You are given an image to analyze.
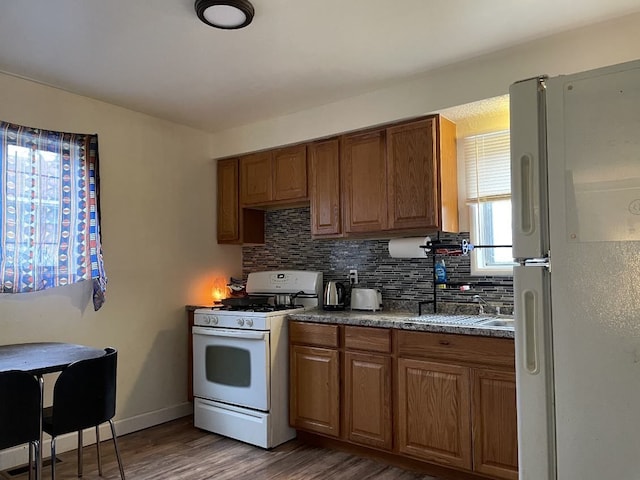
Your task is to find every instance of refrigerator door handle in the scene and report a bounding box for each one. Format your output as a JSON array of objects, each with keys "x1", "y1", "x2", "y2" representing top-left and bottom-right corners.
[
  {"x1": 517, "y1": 153, "x2": 535, "y2": 235},
  {"x1": 522, "y1": 288, "x2": 539, "y2": 374}
]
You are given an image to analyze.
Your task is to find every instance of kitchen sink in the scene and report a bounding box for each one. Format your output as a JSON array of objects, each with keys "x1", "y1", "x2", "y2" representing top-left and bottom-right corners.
[
  {"x1": 413, "y1": 314, "x2": 487, "y2": 326},
  {"x1": 408, "y1": 313, "x2": 515, "y2": 330},
  {"x1": 479, "y1": 318, "x2": 515, "y2": 328}
]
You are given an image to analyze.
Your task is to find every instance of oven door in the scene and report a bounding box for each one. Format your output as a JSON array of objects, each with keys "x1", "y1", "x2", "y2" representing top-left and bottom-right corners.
[{"x1": 192, "y1": 326, "x2": 270, "y2": 411}]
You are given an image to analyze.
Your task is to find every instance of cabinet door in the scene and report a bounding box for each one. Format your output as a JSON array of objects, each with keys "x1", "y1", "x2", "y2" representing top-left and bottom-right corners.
[
  {"x1": 397, "y1": 358, "x2": 472, "y2": 469},
  {"x1": 386, "y1": 118, "x2": 439, "y2": 230},
  {"x1": 471, "y1": 369, "x2": 519, "y2": 480},
  {"x1": 290, "y1": 345, "x2": 340, "y2": 437},
  {"x1": 217, "y1": 158, "x2": 240, "y2": 243},
  {"x1": 240, "y1": 151, "x2": 272, "y2": 205},
  {"x1": 344, "y1": 352, "x2": 392, "y2": 450},
  {"x1": 309, "y1": 138, "x2": 341, "y2": 236},
  {"x1": 273, "y1": 145, "x2": 308, "y2": 202},
  {"x1": 341, "y1": 130, "x2": 387, "y2": 233}
]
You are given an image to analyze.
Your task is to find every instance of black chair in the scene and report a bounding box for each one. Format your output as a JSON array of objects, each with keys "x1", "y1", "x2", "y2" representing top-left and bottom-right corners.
[
  {"x1": 43, "y1": 347, "x2": 125, "y2": 480},
  {"x1": 0, "y1": 370, "x2": 41, "y2": 480}
]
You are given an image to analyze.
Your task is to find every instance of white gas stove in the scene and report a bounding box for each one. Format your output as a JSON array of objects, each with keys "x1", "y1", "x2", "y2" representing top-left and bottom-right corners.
[{"x1": 192, "y1": 270, "x2": 322, "y2": 448}]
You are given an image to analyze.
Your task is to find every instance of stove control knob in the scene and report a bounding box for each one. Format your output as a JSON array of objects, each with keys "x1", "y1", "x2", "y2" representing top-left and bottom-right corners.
[
  {"x1": 237, "y1": 318, "x2": 245, "y2": 327},
  {"x1": 203, "y1": 315, "x2": 218, "y2": 325},
  {"x1": 245, "y1": 319, "x2": 254, "y2": 327}
]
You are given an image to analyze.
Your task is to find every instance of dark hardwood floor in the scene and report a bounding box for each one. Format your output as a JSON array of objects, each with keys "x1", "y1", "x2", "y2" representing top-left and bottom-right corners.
[{"x1": 2, "y1": 416, "x2": 441, "y2": 480}]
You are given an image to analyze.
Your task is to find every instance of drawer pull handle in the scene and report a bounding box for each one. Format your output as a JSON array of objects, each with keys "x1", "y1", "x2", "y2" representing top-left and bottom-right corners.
[{"x1": 439, "y1": 340, "x2": 450, "y2": 346}]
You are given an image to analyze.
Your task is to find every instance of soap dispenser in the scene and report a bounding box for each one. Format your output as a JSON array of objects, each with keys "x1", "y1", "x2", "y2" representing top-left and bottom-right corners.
[{"x1": 435, "y1": 259, "x2": 447, "y2": 285}]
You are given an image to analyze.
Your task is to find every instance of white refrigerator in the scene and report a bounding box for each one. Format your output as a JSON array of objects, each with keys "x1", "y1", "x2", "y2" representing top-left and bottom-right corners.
[{"x1": 510, "y1": 59, "x2": 640, "y2": 480}]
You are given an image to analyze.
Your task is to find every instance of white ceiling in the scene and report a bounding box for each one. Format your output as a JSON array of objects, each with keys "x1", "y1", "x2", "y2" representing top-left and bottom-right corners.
[{"x1": 0, "y1": 0, "x2": 639, "y2": 133}]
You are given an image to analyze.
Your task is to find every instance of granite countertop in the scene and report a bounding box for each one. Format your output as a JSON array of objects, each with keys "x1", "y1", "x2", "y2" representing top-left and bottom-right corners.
[{"x1": 287, "y1": 309, "x2": 515, "y2": 339}]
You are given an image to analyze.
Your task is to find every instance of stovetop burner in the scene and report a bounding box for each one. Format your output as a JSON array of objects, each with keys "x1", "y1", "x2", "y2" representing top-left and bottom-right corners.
[{"x1": 218, "y1": 304, "x2": 304, "y2": 313}]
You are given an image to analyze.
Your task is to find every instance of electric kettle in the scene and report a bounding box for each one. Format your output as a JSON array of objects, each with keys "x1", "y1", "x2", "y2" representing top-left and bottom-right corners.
[{"x1": 323, "y1": 281, "x2": 346, "y2": 310}]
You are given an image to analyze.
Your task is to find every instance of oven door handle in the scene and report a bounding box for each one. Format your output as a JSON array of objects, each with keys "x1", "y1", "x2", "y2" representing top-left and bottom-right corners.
[{"x1": 193, "y1": 326, "x2": 267, "y2": 340}]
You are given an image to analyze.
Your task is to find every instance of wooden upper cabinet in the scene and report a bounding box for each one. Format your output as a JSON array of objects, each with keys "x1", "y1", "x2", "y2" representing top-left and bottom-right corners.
[
  {"x1": 217, "y1": 158, "x2": 240, "y2": 243},
  {"x1": 387, "y1": 118, "x2": 438, "y2": 230},
  {"x1": 222, "y1": 114, "x2": 457, "y2": 243},
  {"x1": 273, "y1": 144, "x2": 308, "y2": 202},
  {"x1": 240, "y1": 151, "x2": 273, "y2": 206},
  {"x1": 337, "y1": 115, "x2": 458, "y2": 237},
  {"x1": 217, "y1": 157, "x2": 265, "y2": 245},
  {"x1": 387, "y1": 116, "x2": 458, "y2": 233},
  {"x1": 240, "y1": 145, "x2": 308, "y2": 207},
  {"x1": 341, "y1": 129, "x2": 388, "y2": 234},
  {"x1": 309, "y1": 138, "x2": 341, "y2": 237}
]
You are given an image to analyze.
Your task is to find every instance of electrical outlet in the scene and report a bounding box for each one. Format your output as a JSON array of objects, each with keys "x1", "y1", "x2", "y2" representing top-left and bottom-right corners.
[{"x1": 348, "y1": 269, "x2": 358, "y2": 285}]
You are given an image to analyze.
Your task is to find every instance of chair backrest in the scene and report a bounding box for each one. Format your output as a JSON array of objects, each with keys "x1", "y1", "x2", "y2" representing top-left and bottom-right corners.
[
  {"x1": 49, "y1": 347, "x2": 117, "y2": 436},
  {"x1": 0, "y1": 370, "x2": 40, "y2": 450}
]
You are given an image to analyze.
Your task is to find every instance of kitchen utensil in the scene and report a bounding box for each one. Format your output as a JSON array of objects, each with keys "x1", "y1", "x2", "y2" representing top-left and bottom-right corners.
[
  {"x1": 350, "y1": 288, "x2": 382, "y2": 311},
  {"x1": 221, "y1": 296, "x2": 269, "y2": 307},
  {"x1": 323, "y1": 281, "x2": 346, "y2": 310},
  {"x1": 274, "y1": 291, "x2": 305, "y2": 307},
  {"x1": 226, "y1": 279, "x2": 246, "y2": 297}
]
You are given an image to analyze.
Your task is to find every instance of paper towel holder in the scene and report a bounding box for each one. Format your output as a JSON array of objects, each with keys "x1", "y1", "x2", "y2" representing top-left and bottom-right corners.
[
  {"x1": 418, "y1": 237, "x2": 512, "y2": 256},
  {"x1": 416, "y1": 233, "x2": 512, "y2": 315}
]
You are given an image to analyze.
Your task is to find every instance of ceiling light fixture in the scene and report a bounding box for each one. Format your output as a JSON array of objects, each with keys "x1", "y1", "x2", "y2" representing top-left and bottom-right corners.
[{"x1": 195, "y1": 0, "x2": 254, "y2": 30}]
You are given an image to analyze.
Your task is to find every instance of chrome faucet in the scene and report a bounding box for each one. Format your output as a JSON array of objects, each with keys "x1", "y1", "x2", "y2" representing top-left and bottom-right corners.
[{"x1": 473, "y1": 295, "x2": 500, "y2": 316}]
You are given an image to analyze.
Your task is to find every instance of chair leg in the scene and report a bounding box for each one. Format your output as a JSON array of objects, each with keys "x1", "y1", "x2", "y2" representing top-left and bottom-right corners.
[
  {"x1": 109, "y1": 420, "x2": 126, "y2": 480},
  {"x1": 34, "y1": 440, "x2": 41, "y2": 480},
  {"x1": 78, "y1": 429, "x2": 83, "y2": 477},
  {"x1": 96, "y1": 425, "x2": 102, "y2": 476},
  {"x1": 28, "y1": 441, "x2": 33, "y2": 480},
  {"x1": 51, "y1": 437, "x2": 57, "y2": 480}
]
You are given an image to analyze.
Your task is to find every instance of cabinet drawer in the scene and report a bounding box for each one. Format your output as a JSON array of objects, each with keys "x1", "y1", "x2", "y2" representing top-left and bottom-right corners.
[
  {"x1": 344, "y1": 326, "x2": 391, "y2": 353},
  {"x1": 290, "y1": 321, "x2": 339, "y2": 348},
  {"x1": 397, "y1": 331, "x2": 515, "y2": 369}
]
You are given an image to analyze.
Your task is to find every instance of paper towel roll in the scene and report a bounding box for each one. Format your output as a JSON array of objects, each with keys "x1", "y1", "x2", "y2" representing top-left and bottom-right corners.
[{"x1": 388, "y1": 236, "x2": 431, "y2": 258}]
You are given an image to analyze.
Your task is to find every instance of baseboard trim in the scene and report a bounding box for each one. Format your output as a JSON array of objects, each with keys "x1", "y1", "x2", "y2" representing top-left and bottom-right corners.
[{"x1": 0, "y1": 402, "x2": 193, "y2": 471}]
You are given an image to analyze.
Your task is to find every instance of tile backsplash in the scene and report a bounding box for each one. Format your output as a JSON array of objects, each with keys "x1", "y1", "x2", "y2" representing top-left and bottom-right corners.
[{"x1": 243, "y1": 207, "x2": 513, "y2": 314}]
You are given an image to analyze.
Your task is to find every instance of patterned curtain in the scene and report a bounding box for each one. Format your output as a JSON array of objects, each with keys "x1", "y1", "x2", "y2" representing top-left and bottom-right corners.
[{"x1": 0, "y1": 122, "x2": 107, "y2": 310}]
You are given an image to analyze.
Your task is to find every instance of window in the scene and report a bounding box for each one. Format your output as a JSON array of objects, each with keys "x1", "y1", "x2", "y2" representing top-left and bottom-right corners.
[
  {"x1": 0, "y1": 122, "x2": 107, "y2": 310},
  {"x1": 464, "y1": 130, "x2": 513, "y2": 275}
]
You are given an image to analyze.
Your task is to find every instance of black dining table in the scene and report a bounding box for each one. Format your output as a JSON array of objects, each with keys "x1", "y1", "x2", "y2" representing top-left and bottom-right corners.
[{"x1": 0, "y1": 342, "x2": 105, "y2": 480}]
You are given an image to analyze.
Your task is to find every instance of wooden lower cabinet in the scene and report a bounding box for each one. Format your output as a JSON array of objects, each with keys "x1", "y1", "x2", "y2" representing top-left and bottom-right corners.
[
  {"x1": 289, "y1": 345, "x2": 340, "y2": 437},
  {"x1": 471, "y1": 369, "x2": 519, "y2": 480},
  {"x1": 397, "y1": 358, "x2": 472, "y2": 469},
  {"x1": 344, "y1": 351, "x2": 392, "y2": 450},
  {"x1": 289, "y1": 322, "x2": 518, "y2": 480}
]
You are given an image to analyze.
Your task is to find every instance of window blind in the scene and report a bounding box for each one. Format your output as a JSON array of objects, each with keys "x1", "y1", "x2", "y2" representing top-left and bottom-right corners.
[{"x1": 464, "y1": 130, "x2": 511, "y2": 201}]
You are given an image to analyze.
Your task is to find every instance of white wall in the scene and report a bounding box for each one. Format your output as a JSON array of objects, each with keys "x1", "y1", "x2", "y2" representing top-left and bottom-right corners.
[
  {"x1": 0, "y1": 72, "x2": 241, "y2": 466},
  {"x1": 210, "y1": 13, "x2": 640, "y2": 158}
]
